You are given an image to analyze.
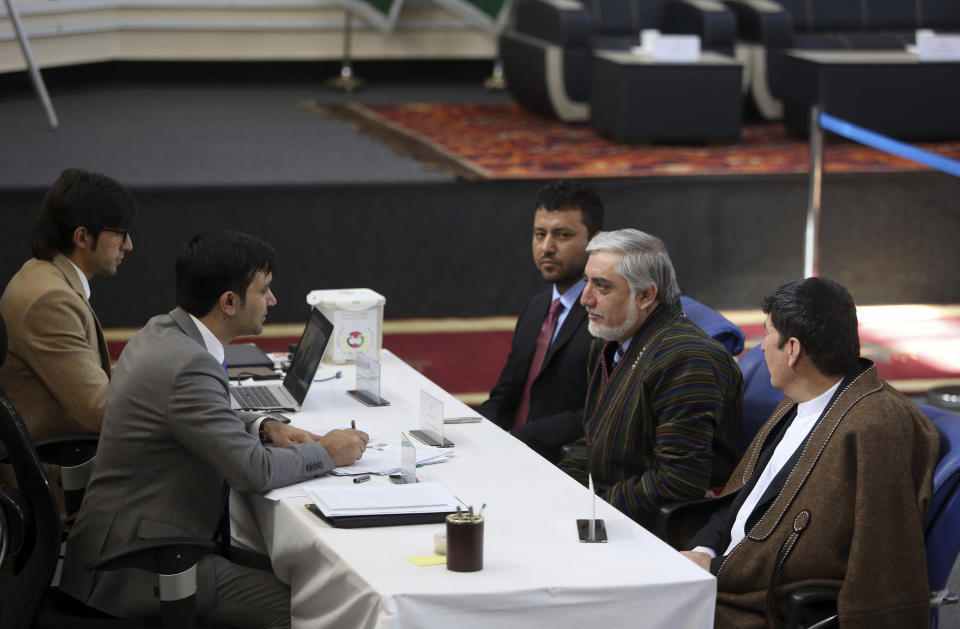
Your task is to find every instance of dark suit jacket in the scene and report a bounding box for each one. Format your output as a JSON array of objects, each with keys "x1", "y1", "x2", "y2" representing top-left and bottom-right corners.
[
  {"x1": 689, "y1": 368, "x2": 866, "y2": 571},
  {"x1": 687, "y1": 406, "x2": 802, "y2": 572},
  {"x1": 478, "y1": 289, "x2": 591, "y2": 462}
]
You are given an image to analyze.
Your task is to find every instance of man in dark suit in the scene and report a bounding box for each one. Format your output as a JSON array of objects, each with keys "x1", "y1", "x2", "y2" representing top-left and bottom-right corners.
[
  {"x1": 61, "y1": 230, "x2": 368, "y2": 628},
  {"x1": 478, "y1": 180, "x2": 603, "y2": 462}
]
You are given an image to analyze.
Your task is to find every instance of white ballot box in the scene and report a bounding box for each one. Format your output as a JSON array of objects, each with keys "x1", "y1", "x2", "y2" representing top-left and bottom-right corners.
[{"x1": 306, "y1": 288, "x2": 385, "y2": 364}]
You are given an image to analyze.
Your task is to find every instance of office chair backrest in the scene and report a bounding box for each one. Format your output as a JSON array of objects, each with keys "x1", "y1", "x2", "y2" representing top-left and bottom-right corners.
[
  {"x1": 917, "y1": 404, "x2": 960, "y2": 597},
  {"x1": 680, "y1": 295, "x2": 746, "y2": 356},
  {"x1": 0, "y1": 393, "x2": 61, "y2": 629},
  {"x1": 588, "y1": 0, "x2": 665, "y2": 33},
  {"x1": 0, "y1": 312, "x2": 7, "y2": 368},
  {"x1": 737, "y1": 344, "x2": 785, "y2": 453}
]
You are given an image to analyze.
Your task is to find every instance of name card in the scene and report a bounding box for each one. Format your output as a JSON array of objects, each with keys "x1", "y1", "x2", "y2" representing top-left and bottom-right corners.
[
  {"x1": 419, "y1": 390, "x2": 444, "y2": 441},
  {"x1": 653, "y1": 34, "x2": 701, "y2": 63},
  {"x1": 915, "y1": 31, "x2": 960, "y2": 61},
  {"x1": 356, "y1": 353, "x2": 381, "y2": 404},
  {"x1": 347, "y1": 353, "x2": 389, "y2": 406}
]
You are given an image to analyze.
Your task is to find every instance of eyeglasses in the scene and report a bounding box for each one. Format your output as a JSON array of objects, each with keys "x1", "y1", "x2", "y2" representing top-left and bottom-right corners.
[{"x1": 100, "y1": 227, "x2": 130, "y2": 242}]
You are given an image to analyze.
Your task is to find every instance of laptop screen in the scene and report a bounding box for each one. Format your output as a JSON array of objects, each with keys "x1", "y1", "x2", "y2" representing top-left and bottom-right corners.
[{"x1": 283, "y1": 307, "x2": 335, "y2": 405}]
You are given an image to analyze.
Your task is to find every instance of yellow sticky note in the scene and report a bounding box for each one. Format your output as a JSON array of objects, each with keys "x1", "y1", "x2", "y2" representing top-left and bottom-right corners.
[{"x1": 406, "y1": 554, "x2": 447, "y2": 567}]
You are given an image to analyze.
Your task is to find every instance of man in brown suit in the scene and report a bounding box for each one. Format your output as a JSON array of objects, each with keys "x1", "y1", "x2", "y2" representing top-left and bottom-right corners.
[
  {"x1": 0, "y1": 168, "x2": 135, "y2": 439},
  {"x1": 681, "y1": 277, "x2": 939, "y2": 628}
]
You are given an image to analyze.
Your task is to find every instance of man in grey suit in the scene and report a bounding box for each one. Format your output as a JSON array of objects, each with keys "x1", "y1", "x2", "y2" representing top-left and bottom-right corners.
[{"x1": 61, "y1": 229, "x2": 368, "y2": 628}]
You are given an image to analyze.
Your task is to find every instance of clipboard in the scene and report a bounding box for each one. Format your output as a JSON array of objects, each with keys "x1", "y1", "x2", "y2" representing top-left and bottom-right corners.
[{"x1": 305, "y1": 504, "x2": 455, "y2": 529}]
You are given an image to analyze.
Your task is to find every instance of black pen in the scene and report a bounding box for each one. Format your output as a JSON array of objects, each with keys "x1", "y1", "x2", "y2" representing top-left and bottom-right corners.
[{"x1": 353, "y1": 474, "x2": 371, "y2": 484}]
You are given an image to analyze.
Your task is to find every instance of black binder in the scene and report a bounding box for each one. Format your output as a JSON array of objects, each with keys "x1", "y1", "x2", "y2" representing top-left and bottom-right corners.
[{"x1": 305, "y1": 504, "x2": 455, "y2": 529}]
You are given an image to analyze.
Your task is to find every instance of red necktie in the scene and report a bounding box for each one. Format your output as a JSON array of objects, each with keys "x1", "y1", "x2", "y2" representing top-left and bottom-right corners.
[{"x1": 514, "y1": 299, "x2": 564, "y2": 428}]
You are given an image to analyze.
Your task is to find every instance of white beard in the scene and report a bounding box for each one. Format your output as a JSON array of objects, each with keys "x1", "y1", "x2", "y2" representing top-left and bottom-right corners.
[{"x1": 587, "y1": 299, "x2": 640, "y2": 342}]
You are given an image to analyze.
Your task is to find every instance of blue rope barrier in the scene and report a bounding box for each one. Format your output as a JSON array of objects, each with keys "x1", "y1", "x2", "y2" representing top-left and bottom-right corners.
[{"x1": 819, "y1": 112, "x2": 960, "y2": 178}]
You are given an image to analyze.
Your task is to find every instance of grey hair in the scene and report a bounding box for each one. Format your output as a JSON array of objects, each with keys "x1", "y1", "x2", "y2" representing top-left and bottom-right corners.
[{"x1": 586, "y1": 229, "x2": 681, "y2": 307}]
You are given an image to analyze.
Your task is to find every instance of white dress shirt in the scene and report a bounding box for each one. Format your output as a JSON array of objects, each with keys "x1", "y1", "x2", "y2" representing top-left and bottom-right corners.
[
  {"x1": 696, "y1": 378, "x2": 843, "y2": 558},
  {"x1": 551, "y1": 278, "x2": 585, "y2": 344},
  {"x1": 188, "y1": 313, "x2": 265, "y2": 436},
  {"x1": 68, "y1": 258, "x2": 91, "y2": 300}
]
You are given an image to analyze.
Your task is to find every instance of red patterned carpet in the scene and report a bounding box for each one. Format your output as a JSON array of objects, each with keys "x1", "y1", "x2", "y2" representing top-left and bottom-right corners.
[
  {"x1": 311, "y1": 101, "x2": 960, "y2": 180},
  {"x1": 106, "y1": 306, "x2": 960, "y2": 404}
]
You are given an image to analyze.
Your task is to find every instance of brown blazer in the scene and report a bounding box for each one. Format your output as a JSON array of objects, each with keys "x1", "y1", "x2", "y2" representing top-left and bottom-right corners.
[
  {"x1": 0, "y1": 254, "x2": 111, "y2": 438},
  {"x1": 704, "y1": 361, "x2": 938, "y2": 628}
]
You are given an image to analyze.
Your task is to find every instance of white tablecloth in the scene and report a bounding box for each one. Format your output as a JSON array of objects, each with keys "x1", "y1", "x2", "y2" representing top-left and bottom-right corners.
[{"x1": 232, "y1": 350, "x2": 715, "y2": 629}]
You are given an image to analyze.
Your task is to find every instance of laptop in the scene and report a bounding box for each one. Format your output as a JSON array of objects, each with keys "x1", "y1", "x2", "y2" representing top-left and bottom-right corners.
[{"x1": 229, "y1": 307, "x2": 334, "y2": 411}]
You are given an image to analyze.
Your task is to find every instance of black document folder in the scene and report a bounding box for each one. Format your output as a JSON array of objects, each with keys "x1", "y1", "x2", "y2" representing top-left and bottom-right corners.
[
  {"x1": 225, "y1": 344, "x2": 277, "y2": 380},
  {"x1": 225, "y1": 343, "x2": 274, "y2": 368},
  {"x1": 305, "y1": 504, "x2": 455, "y2": 529}
]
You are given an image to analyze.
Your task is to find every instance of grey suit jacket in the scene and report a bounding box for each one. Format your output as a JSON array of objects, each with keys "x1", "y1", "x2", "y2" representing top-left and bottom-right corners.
[{"x1": 61, "y1": 307, "x2": 334, "y2": 618}]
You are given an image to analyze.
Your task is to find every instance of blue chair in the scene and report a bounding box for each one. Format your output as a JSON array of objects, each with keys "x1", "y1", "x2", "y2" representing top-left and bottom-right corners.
[
  {"x1": 736, "y1": 344, "x2": 785, "y2": 453},
  {"x1": 680, "y1": 295, "x2": 745, "y2": 357},
  {"x1": 917, "y1": 404, "x2": 960, "y2": 628}
]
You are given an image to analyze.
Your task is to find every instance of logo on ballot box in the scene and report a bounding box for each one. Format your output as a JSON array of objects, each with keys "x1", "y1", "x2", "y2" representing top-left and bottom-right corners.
[
  {"x1": 346, "y1": 331, "x2": 366, "y2": 349},
  {"x1": 338, "y1": 326, "x2": 372, "y2": 355}
]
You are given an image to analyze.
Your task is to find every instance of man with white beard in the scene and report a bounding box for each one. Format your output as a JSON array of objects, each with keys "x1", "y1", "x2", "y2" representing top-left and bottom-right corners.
[{"x1": 557, "y1": 229, "x2": 743, "y2": 528}]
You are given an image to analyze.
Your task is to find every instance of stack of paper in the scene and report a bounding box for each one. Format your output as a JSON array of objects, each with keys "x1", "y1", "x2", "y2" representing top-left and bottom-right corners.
[
  {"x1": 260, "y1": 433, "x2": 455, "y2": 502},
  {"x1": 306, "y1": 481, "x2": 459, "y2": 517},
  {"x1": 331, "y1": 437, "x2": 454, "y2": 476}
]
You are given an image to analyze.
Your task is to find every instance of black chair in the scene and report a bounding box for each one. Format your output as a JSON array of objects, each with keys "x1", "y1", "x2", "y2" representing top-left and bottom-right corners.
[
  {"x1": 0, "y1": 395, "x2": 63, "y2": 627},
  {"x1": 725, "y1": 0, "x2": 960, "y2": 139},
  {"x1": 0, "y1": 390, "x2": 213, "y2": 628},
  {"x1": 34, "y1": 432, "x2": 99, "y2": 526},
  {"x1": 500, "y1": 0, "x2": 737, "y2": 122}
]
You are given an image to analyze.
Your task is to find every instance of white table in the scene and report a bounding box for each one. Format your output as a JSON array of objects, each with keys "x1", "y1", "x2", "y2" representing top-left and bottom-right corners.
[{"x1": 231, "y1": 350, "x2": 715, "y2": 629}]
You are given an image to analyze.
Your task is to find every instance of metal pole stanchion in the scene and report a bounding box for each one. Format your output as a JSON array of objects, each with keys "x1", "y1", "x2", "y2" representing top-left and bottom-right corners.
[
  {"x1": 803, "y1": 105, "x2": 824, "y2": 278},
  {"x1": 4, "y1": 0, "x2": 58, "y2": 129},
  {"x1": 326, "y1": 10, "x2": 363, "y2": 92},
  {"x1": 484, "y1": 58, "x2": 506, "y2": 90}
]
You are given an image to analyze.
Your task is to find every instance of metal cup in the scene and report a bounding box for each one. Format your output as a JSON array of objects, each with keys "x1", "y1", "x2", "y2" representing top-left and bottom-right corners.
[{"x1": 445, "y1": 513, "x2": 484, "y2": 572}]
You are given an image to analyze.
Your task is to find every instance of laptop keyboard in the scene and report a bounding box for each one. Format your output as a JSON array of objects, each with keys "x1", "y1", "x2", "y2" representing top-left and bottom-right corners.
[{"x1": 232, "y1": 385, "x2": 285, "y2": 409}]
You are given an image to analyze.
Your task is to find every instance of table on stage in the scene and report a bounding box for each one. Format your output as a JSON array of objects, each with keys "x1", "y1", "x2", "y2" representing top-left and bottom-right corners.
[{"x1": 230, "y1": 350, "x2": 715, "y2": 629}]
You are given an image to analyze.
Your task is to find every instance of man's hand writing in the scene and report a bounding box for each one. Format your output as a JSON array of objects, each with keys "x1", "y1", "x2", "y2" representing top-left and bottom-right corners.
[
  {"x1": 319, "y1": 428, "x2": 369, "y2": 467},
  {"x1": 264, "y1": 421, "x2": 323, "y2": 447}
]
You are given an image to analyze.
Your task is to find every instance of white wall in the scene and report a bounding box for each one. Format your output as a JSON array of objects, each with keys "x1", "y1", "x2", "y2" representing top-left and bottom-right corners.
[{"x1": 0, "y1": 0, "x2": 498, "y2": 73}]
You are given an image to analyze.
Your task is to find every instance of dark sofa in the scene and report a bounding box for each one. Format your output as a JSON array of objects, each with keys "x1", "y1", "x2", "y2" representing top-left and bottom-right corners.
[
  {"x1": 727, "y1": 0, "x2": 960, "y2": 124},
  {"x1": 499, "y1": 0, "x2": 737, "y2": 122}
]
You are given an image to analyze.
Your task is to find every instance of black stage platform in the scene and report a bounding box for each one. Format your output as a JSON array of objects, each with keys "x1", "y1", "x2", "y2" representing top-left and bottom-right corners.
[{"x1": 2, "y1": 63, "x2": 958, "y2": 328}]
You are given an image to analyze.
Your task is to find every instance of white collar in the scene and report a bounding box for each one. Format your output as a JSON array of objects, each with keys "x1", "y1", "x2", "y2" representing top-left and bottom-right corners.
[
  {"x1": 795, "y1": 378, "x2": 844, "y2": 421},
  {"x1": 67, "y1": 258, "x2": 91, "y2": 300},
  {"x1": 553, "y1": 277, "x2": 586, "y2": 309},
  {"x1": 188, "y1": 314, "x2": 225, "y2": 366}
]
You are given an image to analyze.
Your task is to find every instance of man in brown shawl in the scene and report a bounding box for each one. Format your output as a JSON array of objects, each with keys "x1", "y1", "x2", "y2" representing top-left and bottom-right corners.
[{"x1": 681, "y1": 277, "x2": 939, "y2": 628}]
